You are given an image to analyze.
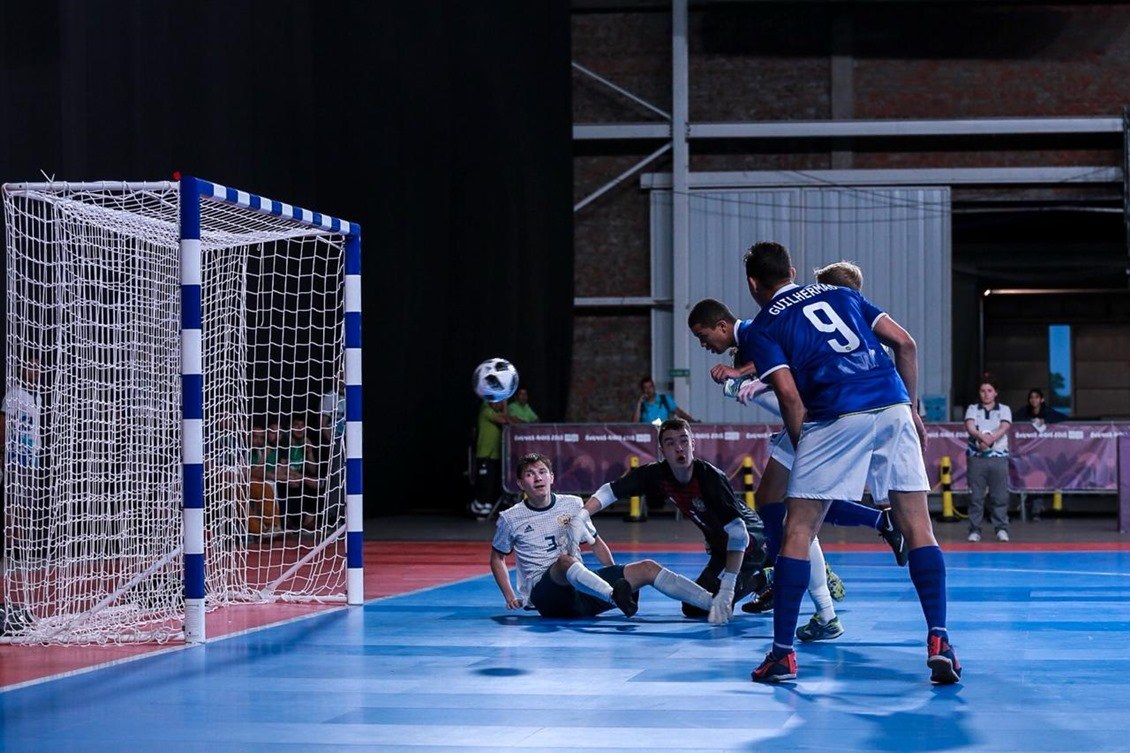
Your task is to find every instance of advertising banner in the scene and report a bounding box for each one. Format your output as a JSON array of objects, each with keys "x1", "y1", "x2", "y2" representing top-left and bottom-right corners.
[{"x1": 504, "y1": 422, "x2": 1129, "y2": 496}]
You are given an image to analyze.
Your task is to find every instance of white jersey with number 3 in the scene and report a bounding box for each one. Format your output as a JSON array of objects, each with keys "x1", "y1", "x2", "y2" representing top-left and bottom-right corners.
[{"x1": 491, "y1": 494, "x2": 587, "y2": 604}]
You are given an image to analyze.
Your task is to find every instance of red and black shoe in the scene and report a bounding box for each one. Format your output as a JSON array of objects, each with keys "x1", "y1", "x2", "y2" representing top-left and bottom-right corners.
[
  {"x1": 927, "y1": 633, "x2": 962, "y2": 684},
  {"x1": 751, "y1": 650, "x2": 797, "y2": 683}
]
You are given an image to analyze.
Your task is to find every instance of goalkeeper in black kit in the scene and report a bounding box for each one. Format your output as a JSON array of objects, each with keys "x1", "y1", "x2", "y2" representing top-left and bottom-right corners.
[{"x1": 572, "y1": 418, "x2": 769, "y2": 624}]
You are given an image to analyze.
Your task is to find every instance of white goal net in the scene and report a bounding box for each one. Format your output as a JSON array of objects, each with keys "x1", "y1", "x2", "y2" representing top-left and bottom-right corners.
[{"x1": 1, "y1": 179, "x2": 361, "y2": 644}]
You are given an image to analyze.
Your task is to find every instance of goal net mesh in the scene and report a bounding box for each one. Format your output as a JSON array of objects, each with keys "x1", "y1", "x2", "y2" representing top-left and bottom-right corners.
[{"x1": 2, "y1": 183, "x2": 348, "y2": 644}]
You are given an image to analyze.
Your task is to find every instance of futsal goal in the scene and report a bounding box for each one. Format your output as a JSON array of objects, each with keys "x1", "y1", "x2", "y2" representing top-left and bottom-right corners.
[{"x1": 1, "y1": 176, "x2": 364, "y2": 645}]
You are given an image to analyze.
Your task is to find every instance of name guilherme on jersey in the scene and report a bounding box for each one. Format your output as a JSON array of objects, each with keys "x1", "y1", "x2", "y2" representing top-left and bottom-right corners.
[{"x1": 766, "y1": 283, "x2": 836, "y2": 316}]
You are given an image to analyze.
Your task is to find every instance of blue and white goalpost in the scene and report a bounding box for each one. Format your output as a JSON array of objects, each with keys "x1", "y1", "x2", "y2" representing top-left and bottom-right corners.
[
  {"x1": 1, "y1": 177, "x2": 364, "y2": 645},
  {"x1": 178, "y1": 175, "x2": 364, "y2": 643}
]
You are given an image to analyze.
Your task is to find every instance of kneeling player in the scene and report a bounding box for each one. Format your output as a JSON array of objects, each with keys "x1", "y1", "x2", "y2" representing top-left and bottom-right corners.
[{"x1": 572, "y1": 420, "x2": 770, "y2": 626}]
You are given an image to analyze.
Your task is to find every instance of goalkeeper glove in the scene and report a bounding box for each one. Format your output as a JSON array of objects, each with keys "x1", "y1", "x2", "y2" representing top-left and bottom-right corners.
[
  {"x1": 709, "y1": 571, "x2": 737, "y2": 625},
  {"x1": 569, "y1": 507, "x2": 597, "y2": 546}
]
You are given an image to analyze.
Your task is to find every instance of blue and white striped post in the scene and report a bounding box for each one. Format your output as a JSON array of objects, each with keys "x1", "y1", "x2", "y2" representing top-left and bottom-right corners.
[
  {"x1": 178, "y1": 174, "x2": 365, "y2": 632},
  {"x1": 344, "y1": 230, "x2": 364, "y2": 605},
  {"x1": 179, "y1": 175, "x2": 207, "y2": 644}
]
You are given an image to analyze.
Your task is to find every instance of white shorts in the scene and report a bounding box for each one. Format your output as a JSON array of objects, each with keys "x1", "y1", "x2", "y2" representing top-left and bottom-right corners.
[
  {"x1": 786, "y1": 404, "x2": 929, "y2": 503},
  {"x1": 768, "y1": 430, "x2": 794, "y2": 471}
]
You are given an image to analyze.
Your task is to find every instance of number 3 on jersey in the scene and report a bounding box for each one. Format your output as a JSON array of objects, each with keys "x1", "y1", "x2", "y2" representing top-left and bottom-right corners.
[{"x1": 802, "y1": 301, "x2": 861, "y2": 353}]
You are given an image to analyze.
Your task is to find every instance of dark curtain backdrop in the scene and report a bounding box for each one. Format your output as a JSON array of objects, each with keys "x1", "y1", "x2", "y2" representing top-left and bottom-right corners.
[{"x1": 0, "y1": 1, "x2": 574, "y2": 515}]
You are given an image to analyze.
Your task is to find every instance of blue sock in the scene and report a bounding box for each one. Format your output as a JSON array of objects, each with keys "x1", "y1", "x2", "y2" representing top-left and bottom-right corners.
[
  {"x1": 759, "y1": 502, "x2": 786, "y2": 565},
  {"x1": 771, "y1": 555, "x2": 809, "y2": 654},
  {"x1": 824, "y1": 499, "x2": 882, "y2": 529},
  {"x1": 908, "y1": 545, "x2": 947, "y2": 635}
]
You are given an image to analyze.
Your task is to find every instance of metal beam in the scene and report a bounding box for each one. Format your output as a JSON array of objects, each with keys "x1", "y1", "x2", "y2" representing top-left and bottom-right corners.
[
  {"x1": 670, "y1": 0, "x2": 691, "y2": 409},
  {"x1": 572, "y1": 62, "x2": 671, "y2": 121},
  {"x1": 1123, "y1": 105, "x2": 1130, "y2": 286},
  {"x1": 573, "y1": 296, "x2": 671, "y2": 308},
  {"x1": 574, "y1": 123, "x2": 671, "y2": 140},
  {"x1": 639, "y1": 166, "x2": 1123, "y2": 190},
  {"x1": 574, "y1": 117, "x2": 1121, "y2": 141},
  {"x1": 574, "y1": 144, "x2": 671, "y2": 213},
  {"x1": 691, "y1": 118, "x2": 1122, "y2": 138}
]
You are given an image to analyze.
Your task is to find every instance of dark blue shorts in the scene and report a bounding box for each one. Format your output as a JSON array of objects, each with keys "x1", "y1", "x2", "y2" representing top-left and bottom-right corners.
[{"x1": 530, "y1": 564, "x2": 635, "y2": 618}]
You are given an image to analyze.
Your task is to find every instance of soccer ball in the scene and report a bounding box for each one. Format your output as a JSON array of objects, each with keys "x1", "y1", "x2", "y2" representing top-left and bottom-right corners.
[{"x1": 473, "y1": 357, "x2": 519, "y2": 402}]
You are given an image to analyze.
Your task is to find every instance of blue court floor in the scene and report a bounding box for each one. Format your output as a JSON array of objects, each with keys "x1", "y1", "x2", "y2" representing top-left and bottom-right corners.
[{"x1": 3, "y1": 548, "x2": 1129, "y2": 752}]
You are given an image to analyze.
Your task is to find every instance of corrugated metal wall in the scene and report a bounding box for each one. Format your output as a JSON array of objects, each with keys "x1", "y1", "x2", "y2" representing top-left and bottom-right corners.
[{"x1": 650, "y1": 186, "x2": 952, "y2": 424}]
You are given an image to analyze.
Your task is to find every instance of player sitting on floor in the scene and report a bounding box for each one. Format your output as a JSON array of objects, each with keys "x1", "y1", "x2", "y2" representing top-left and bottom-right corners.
[{"x1": 490, "y1": 452, "x2": 722, "y2": 620}]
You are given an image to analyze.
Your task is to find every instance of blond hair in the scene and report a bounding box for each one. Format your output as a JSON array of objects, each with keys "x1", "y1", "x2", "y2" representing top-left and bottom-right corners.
[{"x1": 814, "y1": 260, "x2": 863, "y2": 291}]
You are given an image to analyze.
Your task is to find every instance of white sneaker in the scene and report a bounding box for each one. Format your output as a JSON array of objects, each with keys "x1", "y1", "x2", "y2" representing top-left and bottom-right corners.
[
  {"x1": 967, "y1": 531, "x2": 982, "y2": 542},
  {"x1": 996, "y1": 529, "x2": 1010, "y2": 542}
]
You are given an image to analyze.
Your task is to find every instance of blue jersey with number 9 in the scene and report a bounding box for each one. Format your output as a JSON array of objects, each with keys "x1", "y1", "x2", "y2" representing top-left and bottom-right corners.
[{"x1": 739, "y1": 283, "x2": 910, "y2": 421}]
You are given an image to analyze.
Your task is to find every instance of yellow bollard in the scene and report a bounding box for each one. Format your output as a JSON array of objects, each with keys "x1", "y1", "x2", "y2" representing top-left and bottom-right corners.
[
  {"x1": 743, "y1": 455, "x2": 757, "y2": 510},
  {"x1": 1053, "y1": 490, "x2": 1063, "y2": 513},
  {"x1": 624, "y1": 456, "x2": 646, "y2": 523},
  {"x1": 938, "y1": 455, "x2": 959, "y2": 522}
]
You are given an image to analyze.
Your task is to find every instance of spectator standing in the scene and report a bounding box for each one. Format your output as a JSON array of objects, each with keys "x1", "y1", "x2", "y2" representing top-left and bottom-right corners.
[
  {"x1": 472, "y1": 398, "x2": 512, "y2": 520},
  {"x1": 964, "y1": 379, "x2": 1013, "y2": 542}
]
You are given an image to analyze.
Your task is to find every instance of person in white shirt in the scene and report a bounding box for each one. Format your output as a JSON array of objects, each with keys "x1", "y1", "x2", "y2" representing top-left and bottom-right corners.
[
  {"x1": 490, "y1": 452, "x2": 723, "y2": 620},
  {"x1": 964, "y1": 378, "x2": 1012, "y2": 542}
]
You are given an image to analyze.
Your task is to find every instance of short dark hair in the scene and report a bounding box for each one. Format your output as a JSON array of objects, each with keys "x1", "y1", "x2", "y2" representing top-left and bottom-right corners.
[
  {"x1": 639, "y1": 376, "x2": 655, "y2": 390},
  {"x1": 743, "y1": 241, "x2": 793, "y2": 286},
  {"x1": 517, "y1": 452, "x2": 552, "y2": 476},
  {"x1": 687, "y1": 298, "x2": 736, "y2": 329},
  {"x1": 1028, "y1": 388, "x2": 1045, "y2": 399},
  {"x1": 658, "y1": 417, "x2": 691, "y2": 440}
]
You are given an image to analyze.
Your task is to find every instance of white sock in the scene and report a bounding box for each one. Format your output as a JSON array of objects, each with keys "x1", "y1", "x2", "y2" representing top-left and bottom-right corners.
[
  {"x1": 653, "y1": 567, "x2": 712, "y2": 610},
  {"x1": 565, "y1": 561, "x2": 614, "y2": 603},
  {"x1": 807, "y1": 538, "x2": 836, "y2": 622}
]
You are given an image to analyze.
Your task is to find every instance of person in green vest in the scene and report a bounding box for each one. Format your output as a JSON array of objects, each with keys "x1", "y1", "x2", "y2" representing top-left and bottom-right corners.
[
  {"x1": 508, "y1": 387, "x2": 539, "y2": 424},
  {"x1": 471, "y1": 399, "x2": 514, "y2": 520}
]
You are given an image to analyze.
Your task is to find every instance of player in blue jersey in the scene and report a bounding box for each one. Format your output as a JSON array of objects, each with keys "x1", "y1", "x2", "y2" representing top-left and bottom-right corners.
[
  {"x1": 688, "y1": 295, "x2": 909, "y2": 641},
  {"x1": 740, "y1": 241, "x2": 959, "y2": 685}
]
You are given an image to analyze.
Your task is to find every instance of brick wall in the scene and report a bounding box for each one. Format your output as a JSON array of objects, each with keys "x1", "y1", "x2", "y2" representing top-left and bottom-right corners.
[{"x1": 571, "y1": 4, "x2": 1130, "y2": 421}]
